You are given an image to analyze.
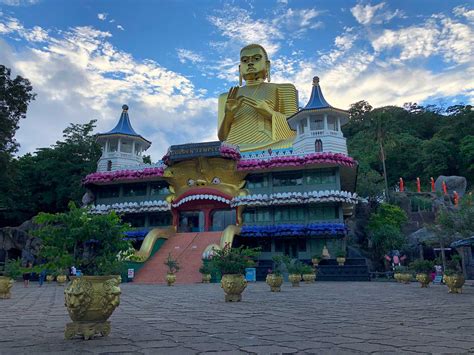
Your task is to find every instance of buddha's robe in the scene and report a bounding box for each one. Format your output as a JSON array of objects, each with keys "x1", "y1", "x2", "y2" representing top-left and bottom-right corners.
[{"x1": 218, "y1": 83, "x2": 298, "y2": 151}]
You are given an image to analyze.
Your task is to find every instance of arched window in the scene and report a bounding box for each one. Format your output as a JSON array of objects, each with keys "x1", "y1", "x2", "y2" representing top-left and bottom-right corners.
[
  {"x1": 315, "y1": 139, "x2": 323, "y2": 152},
  {"x1": 107, "y1": 160, "x2": 112, "y2": 171}
]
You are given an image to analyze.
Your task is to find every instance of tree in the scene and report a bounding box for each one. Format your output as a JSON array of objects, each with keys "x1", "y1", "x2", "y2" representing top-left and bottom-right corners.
[
  {"x1": 0, "y1": 65, "x2": 36, "y2": 214},
  {"x1": 0, "y1": 120, "x2": 101, "y2": 227},
  {"x1": 367, "y1": 203, "x2": 408, "y2": 268},
  {"x1": 0, "y1": 65, "x2": 36, "y2": 156},
  {"x1": 33, "y1": 202, "x2": 131, "y2": 275},
  {"x1": 348, "y1": 100, "x2": 372, "y2": 122}
]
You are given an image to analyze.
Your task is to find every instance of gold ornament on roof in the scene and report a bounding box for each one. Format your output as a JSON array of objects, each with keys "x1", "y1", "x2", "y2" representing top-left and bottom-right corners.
[{"x1": 218, "y1": 44, "x2": 298, "y2": 151}]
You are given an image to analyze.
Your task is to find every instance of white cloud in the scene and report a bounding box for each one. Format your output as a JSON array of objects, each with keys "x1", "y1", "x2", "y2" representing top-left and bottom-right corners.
[
  {"x1": 116, "y1": 25, "x2": 124, "y2": 31},
  {"x1": 177, "y1": 48, "x2": 204, "y2": 64},
  {"x1": 0, "y1": 16, "x2": 48, "y2": 42},
  {"x1": 453, "y1": 5, "x2": 474, "y2": 22},
  {"x1": 97, "y1": 13, "x2": 107, "y2": 21},
  {"x1": 371, "y1": 15, "x2": 474, "y2": 64},
  {"x1": 351, "y1": 2, "x2": 403, "y2": 25},
  {"x1": 0, "y1": 17, "x2": 217, "y2": 160},
  {"x1": 0, "y1": 0, "x2": 38, "y2": 6}
]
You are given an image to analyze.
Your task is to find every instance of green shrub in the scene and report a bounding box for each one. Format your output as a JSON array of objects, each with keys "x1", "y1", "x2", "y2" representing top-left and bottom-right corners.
[
  {"x1": 4, "y1": 259, "x2": 22, "y2": 279},
  {"x1": 409, "y1": 260, "x2": 434, "y2": 274},
  {"x1": 209, "y1": 244, "x2": 260, "y2": 275},
  {"x1": 300, "y1": 264, "x2": 314, "y2": 275},
  {"x1": 164, "y1": 253, "x2": 180, "y2": 274},
  {"x1": 199, "y1": 262, "x2": 213, "y2": 275}
]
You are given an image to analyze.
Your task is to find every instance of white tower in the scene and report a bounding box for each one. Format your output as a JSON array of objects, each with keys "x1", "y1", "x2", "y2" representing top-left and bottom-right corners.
[
  {"x1": 288, "y1": 77, "x2": 349, "y2": 155},
  {"x1": 96, "y1": 105, "x2": 151, "y2": 172}
]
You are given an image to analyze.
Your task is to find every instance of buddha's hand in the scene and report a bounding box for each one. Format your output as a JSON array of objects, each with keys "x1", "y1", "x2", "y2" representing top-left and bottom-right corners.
[
  {"x1": 225, "y1": 87, "x2": 243, "y2": 116},
  {"x1": 241, "y1": 97, "x2": 275, "y2": 119}
]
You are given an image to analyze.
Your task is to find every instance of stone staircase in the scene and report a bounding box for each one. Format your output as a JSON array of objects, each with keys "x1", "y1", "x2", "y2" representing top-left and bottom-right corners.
[{"x1": 133, "y1": 232, "x2": 222, "y2": 284}]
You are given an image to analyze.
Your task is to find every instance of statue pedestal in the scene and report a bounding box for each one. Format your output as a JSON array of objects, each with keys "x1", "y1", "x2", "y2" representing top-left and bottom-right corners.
[{"x1": 64, "y1": 321, "x2": 111, "y2": 340}]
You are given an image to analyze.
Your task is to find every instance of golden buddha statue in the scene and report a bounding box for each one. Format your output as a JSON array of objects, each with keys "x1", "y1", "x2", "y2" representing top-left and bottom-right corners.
[{"x1": 218, "y1": 44, "x2": 298, "y2": 151}]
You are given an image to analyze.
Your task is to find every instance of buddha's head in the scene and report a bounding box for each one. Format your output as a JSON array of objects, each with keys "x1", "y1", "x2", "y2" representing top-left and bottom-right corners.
[{"x1": 239, "y1": 44, "x2": 270, "y2": 85}]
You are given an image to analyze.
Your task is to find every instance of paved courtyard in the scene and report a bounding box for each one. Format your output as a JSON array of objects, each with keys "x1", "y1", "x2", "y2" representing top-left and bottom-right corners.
[{"x1": 0, "y1": 280, "x2": 473, "y2": 354}]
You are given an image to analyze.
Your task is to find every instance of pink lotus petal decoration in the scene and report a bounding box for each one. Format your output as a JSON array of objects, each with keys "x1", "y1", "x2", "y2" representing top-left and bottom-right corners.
[
  {"x1": 237, "y1": 152, "x2": 357, "y2": 171},
  {"x1": 83, "y1": 166, "x2": 165, "y2": 185}
]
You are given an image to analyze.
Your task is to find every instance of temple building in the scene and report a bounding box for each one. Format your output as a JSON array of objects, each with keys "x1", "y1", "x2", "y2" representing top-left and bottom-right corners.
[{"x1": 83, "y1": 44, "x2": 364, "y2": 283}]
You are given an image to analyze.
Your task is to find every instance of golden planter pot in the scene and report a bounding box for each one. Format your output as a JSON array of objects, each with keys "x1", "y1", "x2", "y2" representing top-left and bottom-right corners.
[
  {"x1": 221, "y1": 274, "x2": 247, "y2": 302},
  {"x1": 288, "y1": 274, "x2": 301, "y2": 287},
  {"x1": 166, "y1": 273, "x2": 176, "y2": 286},
  {"x1": 265, "y1": 274, "x2": 283, "y2": 292},
  {"x1": 336, "y1": 257, "x2": 346, "y2": 266},
  {"x1": 444, "y1": 275, "x2": 465, "y2": 294},
  {"x1": 415, "y1": 273, "x2": 431, "y2": 288},
  {"x1": 0, "y1": 276, "x2": 14, "y2": 299},
  {"x1": 394, "y1": 273, "x2": 402, "y2": 282},
  {"x1": 201, "y1": 274, "x2": 211, "y2": 283},
  {"x1": 302, "y1": 273, "x2": 316, "y2": 284},
  {"x1": 46, "y1": 275, "x2": 54, "y2": 283},
  {"x1": 64, "y1": 275, "x2": 121, "y2": 340},
  {"x1": 56, "y1": 275, "x2": 68, "y2": 286},
  {"x1": 311, "y1": 258, "x2": 320, "y2": 266}
]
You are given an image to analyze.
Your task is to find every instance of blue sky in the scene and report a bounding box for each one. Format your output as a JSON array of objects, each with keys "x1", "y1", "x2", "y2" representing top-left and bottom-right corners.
[{"x1": 0, "y1": 0, "x2": 473, "y2": 161}]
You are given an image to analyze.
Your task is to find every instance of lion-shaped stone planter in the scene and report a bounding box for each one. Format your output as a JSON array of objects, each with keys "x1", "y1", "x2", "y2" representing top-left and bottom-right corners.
[
  {"x1": 166, "y1": 273, "x2": 176, "y2": 286},
  {"x1": 201, "y1": 274, "x2": 211, "y2": 284},
  {"x1": 265, "y1": 274, "x2": 283, "y2": 292},
  {"x1": 56, "y1": 275, "x2": 68, "y2": 286},
  {"x1": 444, "y1": 274, "x2": 465, "y2": 294},
  {"x1": 394, "y1": 273, "x2": 402, "y2": 283},
  {"x1": 46, "y1": 275, "x2": 54, "y2": 283},
  {"x1": 64, "y1": 275, "x2": 121, "y2": 340},
  {"x1": 221, "y1": 274, "x2": 247, "y2": 302},
  {"x1": 415, "y1": 273, "x2": 431, "y2": 288},
  {"x1": 302, "y1": 273, "x2": 316, "y2": 284},
  {"x1": 0, "y1": 276, "x2": 14, "y2": 299},
  {"x1": 400, "y1": 273, "x2": 412, "y2": 284},
  {"x1": 288, "y1": 274, "x2": 301, "y2": 287}
]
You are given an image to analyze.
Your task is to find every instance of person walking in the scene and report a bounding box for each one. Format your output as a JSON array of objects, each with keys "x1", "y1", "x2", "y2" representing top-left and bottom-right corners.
[
  {"x1": 23, "y1": 262, "x2": 32, "y2": 288},
  {"x1": 38, "y1": 269, "x2": 46, "y2": 287}
]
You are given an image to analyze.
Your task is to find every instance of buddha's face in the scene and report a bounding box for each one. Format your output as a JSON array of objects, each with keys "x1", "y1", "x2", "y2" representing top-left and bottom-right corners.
[{"x1": 240, "y1": 47, "x2": 267, "y2": 79}]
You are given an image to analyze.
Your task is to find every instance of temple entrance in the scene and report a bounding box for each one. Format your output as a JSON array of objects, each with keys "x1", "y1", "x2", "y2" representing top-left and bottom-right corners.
[
  {"x1": 275, "y1": 239, "x2": 299, "y2": 258},
  {"x1": 210, "y1": 209, "x2": 236, "y2": 231},
  {"x1": 178, "y1": 211, "x2": 204, "y2": 232}
]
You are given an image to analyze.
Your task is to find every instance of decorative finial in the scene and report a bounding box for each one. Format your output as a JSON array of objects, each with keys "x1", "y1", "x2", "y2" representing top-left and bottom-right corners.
[
  {"x1": 312, "y1": 76, "x2": 320, "y2": 86},
  {"x1": 122, "y1": 104, "x2": 129, "y2": 111}
]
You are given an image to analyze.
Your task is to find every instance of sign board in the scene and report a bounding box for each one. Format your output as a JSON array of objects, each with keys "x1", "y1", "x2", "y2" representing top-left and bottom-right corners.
[
  {"x1": 433, "y1": 275, "x2": 443, "y2": 284},
  {"x1": 127, "y1": 268, "x2": 135, "y2": 279},
  {"x1": 245, "y1": 268, "x2": 256, "y2": 282},
  {"x1": 166, "y1": 141, "x2": 222, "y2": 163}
]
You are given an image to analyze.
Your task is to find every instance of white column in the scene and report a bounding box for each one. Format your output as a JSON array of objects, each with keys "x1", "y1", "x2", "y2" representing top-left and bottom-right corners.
[
  {"x1": 337, "y1": 117, "x2": 341, "y2": 131},
  {"x1": 296, "y1": 121, "x2": 300, "y2": 135},
  {"x1": 323, "y1": 114, "x2": 328, "y2": 131},
  {"x1": 118, "y1": 138, "x2": 122, "y2": 152},
  {"x1": 132, "y1": 141, "x2": 136, "y2": 155},
  {"x1": 306, "y1": 116, "x2": 310, "y2": 131},
  {"x1": 105, "y1": 140, "x2": 109, "y2": 153}
]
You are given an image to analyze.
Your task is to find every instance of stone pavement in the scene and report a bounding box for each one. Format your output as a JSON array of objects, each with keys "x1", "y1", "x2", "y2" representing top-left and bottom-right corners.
[{"x1": 0, "y1": 280, "x2": 473, "y2": 354}]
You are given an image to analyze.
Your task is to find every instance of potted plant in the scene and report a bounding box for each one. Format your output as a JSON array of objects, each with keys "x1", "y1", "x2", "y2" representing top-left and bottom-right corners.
[
  {"x1": 409, "y1": 260, "x2": 434, "y2": 288},
  {"x1": 0, "y1": 259, "x2": 22, "y2": 299},
  {"x1": 33, "y1": 202, "x2": 130, "y2": 340},
  {"x1": 443, "y1": 255, "x2": 465, "y2": 294},
  {"x1": 265, "y1": 256, "x2": 284, "y2": 292},
  {"x1": 164, "y1": 253, "x2": 180, "y2": 286},
  {"x1": 284, "y1": 257, "x2": 303, "y2": 287},
  {"x1": 311, "y1": 254, "x2": 321, "y2": 266},
  {"x1": 394, "y1": 266, "x2": 411, "y2": 284},
  {"x1": 210, "y1": 244, "x2": 260, "y2": 302},
  {"x1": 199, "y1": 262, "x2": 212, "y2": 283},
  {"x1": 336, "y1": 249, "x2": 346, "y2": 266},
  {"x1": 301, "y1": 264, "x2": 316, "y2": 283}
]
